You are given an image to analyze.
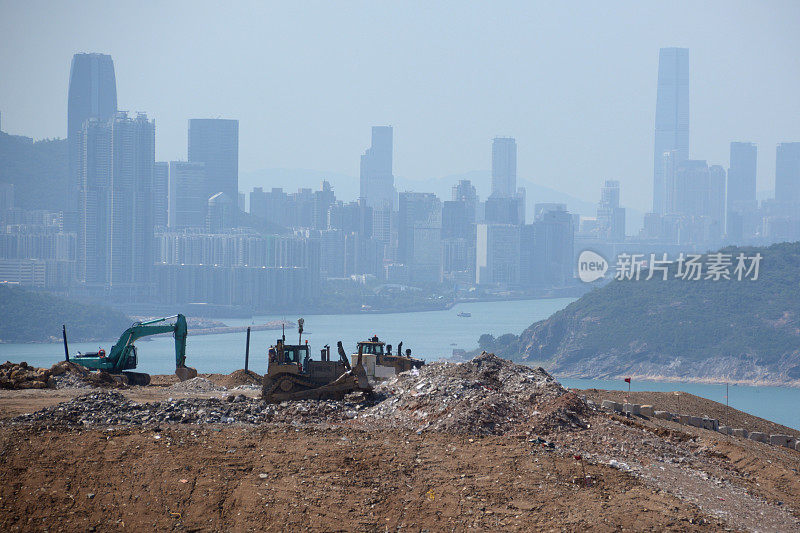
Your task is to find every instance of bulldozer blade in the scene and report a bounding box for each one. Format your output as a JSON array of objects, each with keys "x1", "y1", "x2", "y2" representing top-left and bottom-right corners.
[{"x1": 175, "y1": 366, "x2": 198, "y2": 381}]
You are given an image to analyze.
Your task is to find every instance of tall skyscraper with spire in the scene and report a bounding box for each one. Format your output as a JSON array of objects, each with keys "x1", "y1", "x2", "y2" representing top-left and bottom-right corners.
[
  {"x1": 67, "y1": 53, "x2": 117, "y2": 228},
  {"x1": 653, "y1": 47, "x2": 689, "y2": 215},
  {"x1": 359, "y1": 126, "x2": 395, "y2": 209}
]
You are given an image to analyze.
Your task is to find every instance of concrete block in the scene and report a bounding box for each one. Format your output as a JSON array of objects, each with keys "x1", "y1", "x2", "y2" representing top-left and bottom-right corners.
[
  {"x1": 769, "y1": 434, "x2": 792, "y2": 447},
  {"x1": 718, "y1": 425, "x2": 732, "y2": 435},
  {"x1": 654, "y1": 410, "x2": 671, "y2": 420},
  {"x1": 639, "y1": 405, "x2": 655, "y2": 417},
  {"x1": 688, "y1": 416, "x2": 703, "y2": 428},
  {"x1": 796, "y1": 440, "x2": 800, "y2": 451},
  {"x1": 624, "y1": 403, "x2": 640, "y2": 416},
  {"x1": 702, "y1": 418, "x2": 719, "y2": 431},
  {"x1": 749, "y1": 432, "x2": 768, "y2": 443},
  {"x1": 679, "y1": 414, "x2": 690, "y2": 425},
  {"x1": 732, "y1": 428, "x2": 748, "y2": 438},
  {"x1": 601, "y1": 400, "x2": 616, "y2": 411}
]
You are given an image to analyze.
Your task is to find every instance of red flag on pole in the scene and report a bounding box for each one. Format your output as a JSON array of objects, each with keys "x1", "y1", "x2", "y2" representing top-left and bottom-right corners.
[{"x1": 624, "y1": 377, "x2": 631, "y2": 383}]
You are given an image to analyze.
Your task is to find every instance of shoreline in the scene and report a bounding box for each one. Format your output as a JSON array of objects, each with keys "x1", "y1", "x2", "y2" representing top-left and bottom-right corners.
[{"x1": 555, "y1": 373, "x2": 800, "y2": 389}]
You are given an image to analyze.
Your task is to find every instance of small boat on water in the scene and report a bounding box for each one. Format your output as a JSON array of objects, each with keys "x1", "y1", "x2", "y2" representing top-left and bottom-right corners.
[{"x1": 457, "y1": 312, "x2": 471, "y2": 318}]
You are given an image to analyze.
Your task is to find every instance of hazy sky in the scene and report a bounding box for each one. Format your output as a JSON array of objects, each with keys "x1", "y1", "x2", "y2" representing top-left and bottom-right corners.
[{"x1": 1, "y1": 1, "x2": 798, "y2": 212}]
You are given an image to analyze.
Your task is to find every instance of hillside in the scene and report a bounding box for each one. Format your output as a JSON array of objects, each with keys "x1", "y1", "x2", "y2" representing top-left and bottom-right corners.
[
  {"x1": 0, "y1": 285, "x2": 131, "y2": 343},
  {"x1": 519, "y1": 242, "x2": 800, "y2": 384}
]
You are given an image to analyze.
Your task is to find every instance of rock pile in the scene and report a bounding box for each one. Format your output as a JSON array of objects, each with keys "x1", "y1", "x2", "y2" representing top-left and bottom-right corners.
[
  {"x1": 11, "y1": 391, "x2": 361, "y2": 427},
  {"x1": 0, "y1": 361, "x2": 51, "y2": 389},
  {"x1": 0, "y1": 361, "x2": 124, "y2": 390},
  {"x1": 359, "y1": 352, "x2": 585, "y2": 435}
]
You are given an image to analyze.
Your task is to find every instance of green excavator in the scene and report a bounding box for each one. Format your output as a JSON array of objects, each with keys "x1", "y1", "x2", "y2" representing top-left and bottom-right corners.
[{"x1": 67, "y1": 314, "x2": 198, "y2": 386}]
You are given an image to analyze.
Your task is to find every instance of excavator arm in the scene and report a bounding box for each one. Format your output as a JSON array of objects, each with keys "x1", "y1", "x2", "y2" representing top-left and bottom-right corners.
[{"x1": 71, "y1": 314, "x2": 196, "y2": 382}]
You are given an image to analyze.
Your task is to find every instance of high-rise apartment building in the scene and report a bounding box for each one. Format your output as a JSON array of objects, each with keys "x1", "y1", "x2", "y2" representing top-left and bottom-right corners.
[
  {"x1": 491, "y1": 137, "x2": 517, "y2": 198},
  {"x1": 168, "y1": 161, "x2": 207, "y2": 229},
  {"x1": 398, "y1": 192, "x2": 442, "y2": 283},
  {"x1": 728, "y1": 142, "x2": 757, "y2": 215},
  {"x1": 67, "y1": 53, "x2": 117, "y2": 228},
  {"x1": 153, "y1": 162, "x2": 169, "y2": 228},
  {"x1": 653, "y1": 47, "x2": 689, "y2": 214},
  {"x1": 188, "y1": 119, "x2": 239, "y2": 205},
  {"x1": 476, "y1": 224, "x2": 520, "y2": 286},
  {"x1": 776, "y1": 143, "x2": 800, "y2": 207},
  {"x1": 77, "y1": 112, "x2": 154, "y2": 286}
]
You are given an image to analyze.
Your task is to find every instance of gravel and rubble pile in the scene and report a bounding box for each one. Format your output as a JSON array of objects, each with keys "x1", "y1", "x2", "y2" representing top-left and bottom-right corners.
[
  {"x1": 359, "y1": 352, "x2": 587, "y2": 435},
  {"x1": 167, "y1": 377, "x2": 227, "y2": 393},
  {"x1": 10, "y1": 391, "x2": 363, "y2": 427},
  {"x1": 6, "y1": 353, "x2": 588, "y2": 435}
]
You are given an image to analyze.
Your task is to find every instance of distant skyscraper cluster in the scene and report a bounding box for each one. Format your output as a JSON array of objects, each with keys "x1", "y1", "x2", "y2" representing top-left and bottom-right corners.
[
  {"x1": 638, "y1": 47, "x2": 800, "y2": 249},
  {"x1": 1, "y1": 45, "x2": 798, "y2": 304}
]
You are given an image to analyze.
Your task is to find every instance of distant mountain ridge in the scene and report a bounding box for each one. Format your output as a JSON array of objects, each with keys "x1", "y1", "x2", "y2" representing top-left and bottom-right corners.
[{"x1": 519, "y1": 242, "x2": 800, "y2": 385}]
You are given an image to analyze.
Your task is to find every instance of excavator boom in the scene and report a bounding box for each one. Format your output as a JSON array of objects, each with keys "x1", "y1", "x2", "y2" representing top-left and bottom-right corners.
[{"x1": 70, "y1": 313, "x2": 196, "y2": 384}]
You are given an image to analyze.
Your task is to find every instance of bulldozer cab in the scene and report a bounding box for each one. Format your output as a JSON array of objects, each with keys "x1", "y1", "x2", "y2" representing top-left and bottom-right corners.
[
  {"x1": 358, "y1": 337, "x2": 385, "y2": 356},
  {"x1": 281, "y1": 344, "x2": 307, "y2": 364}
]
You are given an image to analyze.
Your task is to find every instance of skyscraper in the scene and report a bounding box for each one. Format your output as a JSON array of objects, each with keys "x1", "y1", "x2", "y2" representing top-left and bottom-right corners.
[
  {"x1": 188, "y1": 119, "x2": 239, "y2": 205},
  {"x1": 776, "y1": 143, "x2": 800, "y2": 207},
  {"x1": 359, "y1": 126, "x2": 395, "y2": 209},
  {"x1": 728, "y1": 142, "x2": 757, "y2": 215},
  {"x1": 67, "y1": 53, "x2": 117, "y2": 227},
  {"x1": 153, "y1": 162, "x2": 169, "y2": 228},
  {"x1": 597, "y1": 180, "x2": 625, "y2": 241},
  {"x1": 77, "y1": 112, "x2": 154, "y2": 286},
  {"x1": 168, "y1": 161, "x2": 207, "y2": 228},
  {"x1": 653, "y1": 47, "x2": 689, "y2": 214},
  {"x1": 491, "y1": 137, "x2": 517, "y2": 198},
  {"x1": 398, "y1": 192, "x2": 442, "y2": 283}
]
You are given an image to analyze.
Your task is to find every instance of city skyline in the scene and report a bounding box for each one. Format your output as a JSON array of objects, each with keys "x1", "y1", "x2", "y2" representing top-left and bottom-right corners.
[{"x1": 1, "y1": 2, "x2": 799, "y2": 212}]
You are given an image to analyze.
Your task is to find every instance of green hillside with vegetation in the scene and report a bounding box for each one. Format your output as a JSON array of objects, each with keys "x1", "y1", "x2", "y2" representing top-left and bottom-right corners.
[
  {"x1": 518, "y1": 242, "x2": 800, "y2": 383},
  {"x1": 0, "y1": 285, "x2": 131, "y2": 343}
]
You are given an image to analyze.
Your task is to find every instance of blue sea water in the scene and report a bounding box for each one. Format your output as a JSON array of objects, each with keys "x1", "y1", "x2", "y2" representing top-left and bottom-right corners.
[{"x1": 2, "y1": 297, "x2": 798, "y2": 429}]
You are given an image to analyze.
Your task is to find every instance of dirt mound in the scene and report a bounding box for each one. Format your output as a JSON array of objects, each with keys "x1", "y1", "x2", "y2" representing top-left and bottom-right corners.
[
  {"x1": 360, "y1": 352, "x2": 585, "y2": 435},
  {"x1": 217, "y1": 369, "x2": 262, "y2": 388}
]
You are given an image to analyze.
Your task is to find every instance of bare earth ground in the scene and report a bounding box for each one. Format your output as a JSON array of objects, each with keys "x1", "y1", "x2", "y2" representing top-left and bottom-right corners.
[{"x1": 0, "y1": 374, "x2": 799, "y2": 531}]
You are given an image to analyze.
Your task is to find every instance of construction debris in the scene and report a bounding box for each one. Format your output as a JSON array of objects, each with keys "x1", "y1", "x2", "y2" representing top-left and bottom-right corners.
[
  {"x1": 7, "y1": 353, "x2": 590, "y2": 437},
  {"x1": 358, "y1": 352, "x2": 585, "y2": 435}
]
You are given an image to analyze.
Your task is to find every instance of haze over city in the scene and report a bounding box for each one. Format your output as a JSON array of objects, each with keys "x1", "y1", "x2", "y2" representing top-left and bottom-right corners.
[{"x1": 2, "y1": 1, "x2": 799, "y2": 212}]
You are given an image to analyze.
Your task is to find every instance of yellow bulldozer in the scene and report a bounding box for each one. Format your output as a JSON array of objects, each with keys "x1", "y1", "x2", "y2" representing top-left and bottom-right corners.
[{"x1": 262, "y1": 319, "x2": 372, "y2": 403}]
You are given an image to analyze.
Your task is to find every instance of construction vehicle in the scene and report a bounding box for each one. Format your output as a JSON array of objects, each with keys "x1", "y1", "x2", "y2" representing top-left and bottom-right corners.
[
  {"x1": 67, "y1": 314, "x2": 197, "y2": 386},
  {"x1": 352, "y1": 335, "x2": 425, "y2": 383},
  {"x1": 262, "y1": 318, "x2": 371, "y2": 402}
]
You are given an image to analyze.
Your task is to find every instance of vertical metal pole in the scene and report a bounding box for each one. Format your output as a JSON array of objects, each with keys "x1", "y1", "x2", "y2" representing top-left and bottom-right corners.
[
  {"x1": 62, "y1": 325, "x2": 69, "y2": 361},
  {"x1": 725, "y1": 382, "x2": 729, "y2": 427},
  {"x1": 245, "y1": 327, "x2": 251, "y2": 372}
]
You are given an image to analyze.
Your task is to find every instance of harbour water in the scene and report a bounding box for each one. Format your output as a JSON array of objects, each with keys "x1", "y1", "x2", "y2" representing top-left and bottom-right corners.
[{"x1": 2, "y1": 297, "x2": 798, "y2": 429}]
